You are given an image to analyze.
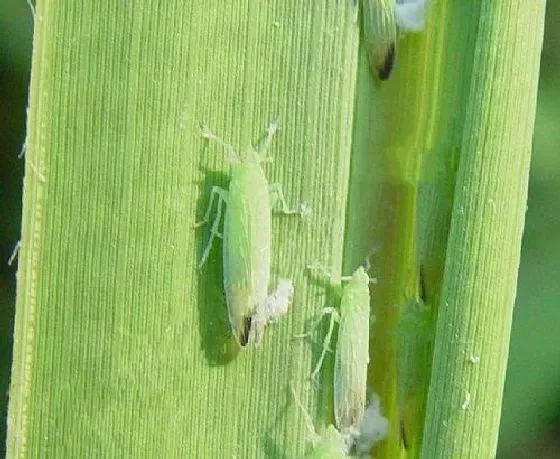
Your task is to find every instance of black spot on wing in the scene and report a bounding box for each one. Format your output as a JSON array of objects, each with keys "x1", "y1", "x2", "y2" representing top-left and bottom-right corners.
[
  {"x1": 238, "y1": 315, "x2": 252, "y2": 347},
  {"x1": 419, "y1": 264, "x2": 427, "y2": 302},
  {"x1": 400, "y1": 419, "x2": 409, "y2": 450},
  {"x1": 377, "y1": 42, "x2": 396, "y2": 80}
]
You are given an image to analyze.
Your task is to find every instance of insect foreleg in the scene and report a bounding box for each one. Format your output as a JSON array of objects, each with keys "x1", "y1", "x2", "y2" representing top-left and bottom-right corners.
[
  {"x1": 200, "y1": 124, "x2": 239, "y2": 162},
  {"x1": 255, "y1": 119, "x2": 279, "y2": 160}
]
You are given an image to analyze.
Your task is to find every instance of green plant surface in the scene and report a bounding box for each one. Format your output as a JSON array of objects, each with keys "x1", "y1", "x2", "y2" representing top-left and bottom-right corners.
[
  {"x1": 346, "y1": 1, "x2": 483, "y2": 455},
  {"x1": 7, "y1": 2, "x2": 361, "y2": 457},
  {"x1": 6, "y1": 0, "x2": 546, "y2": 458},
  {"x1": 345, "y1": 1, "x2": 545, "y2": 457},
  {"x1": 420, "y1": 1, "x2": 546, "y2": 458}
]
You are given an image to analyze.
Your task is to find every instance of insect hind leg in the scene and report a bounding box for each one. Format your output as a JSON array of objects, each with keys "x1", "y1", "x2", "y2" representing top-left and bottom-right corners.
[
  {"x1": 310, "y1": 307, "x2": 340, "y2": 380},
  {"x1": 290, "y1": 384, "x2": 321, "y2": 445},
  {"x1": 295, "y1": 307, "x2": 340, "y2": 381},
  {"x1": 269, "y1": 183, "x2": 309, "y2": 216},
  {"x1": 195, "y1": 186, "x2": 228, "y2": 269}
]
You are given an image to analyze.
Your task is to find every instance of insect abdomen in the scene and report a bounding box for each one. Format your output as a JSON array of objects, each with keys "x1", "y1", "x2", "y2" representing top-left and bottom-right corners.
[
  {"x1": 363, "y1": 0, "x2": 397, "y2": 80},
  {"x1": 222, "y1": 162, "x2": 271, "y2": 347},
  {"x1": 333, "y1": 268, "x2": 371, "y2": 431}
]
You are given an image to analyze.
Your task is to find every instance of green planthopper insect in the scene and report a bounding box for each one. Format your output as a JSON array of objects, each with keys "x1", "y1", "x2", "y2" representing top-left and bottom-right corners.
[
  {"x1": 304, "y1": 265, "x2": 373, "y2": 436},
  {"x1": 298, "y1": 264, "x2": 389, "y2": 454},
  {"x1": 290, "y1": 384, "x2": 387, "y2": 457},
  {"x1": 195, "y1": 120, "x2": 305, "y2": 348},
  {"x1": 290, "y1": 385, "x2": 352, "y2": 458},
  {"x1": 362, "y1": 0, "x2": 397, "y2": 80},
  {"x1": 362, "y1": 0, "x2": 430, "y2": 80}
]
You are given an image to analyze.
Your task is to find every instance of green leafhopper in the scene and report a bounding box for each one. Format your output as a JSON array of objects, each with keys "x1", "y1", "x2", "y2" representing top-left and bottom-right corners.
[
  {"x1": 362, "y1": 0, "x2": 397, "y2": 80},
  {"x1": 290, "y1": 385, "x2": 352, "y2": 458},
  {"x1": 362, "y1": 0, "x2": 429, "y2": 80},
  {"x1": 195, "y1": 120, "x2": 304, "y2": 348},
  {"x1": 396, "y1": 265, "x2": 432, "y2": 451},
  {"x1": 333, "y1": 266, "x2": 372, "y2": 433},
  {"x1": 290, "y1": 385, "x2": 387, "y2": 457},
  {"x1": 305, "y1": 265, "x2": 373, "y2": 435}
]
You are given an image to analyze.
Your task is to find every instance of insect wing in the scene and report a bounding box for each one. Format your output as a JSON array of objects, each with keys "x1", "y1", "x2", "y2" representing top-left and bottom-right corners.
[
  {"x1": 334, "y1": 270, "x2": 371, "y2": 431},
  {"x1": 223, "y1": 162, "x2": 271, "y2": 346},
  {"x1": 306, "y1": 425, "x2": 348, "y2": 458},
  {"x1": 362, "y1": 0, "x2": 397, "y2": 79}
]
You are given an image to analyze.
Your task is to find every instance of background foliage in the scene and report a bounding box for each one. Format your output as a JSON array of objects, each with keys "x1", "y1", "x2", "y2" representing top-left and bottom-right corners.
[{"x1": 0, "y1": 1, "x2": 557, "y2": 456}]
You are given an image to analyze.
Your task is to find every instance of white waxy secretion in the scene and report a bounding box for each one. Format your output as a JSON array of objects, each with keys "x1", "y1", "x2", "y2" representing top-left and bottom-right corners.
[
  {"x1": 395, "y1": 0, "x2": 429, "y2": 31},
  {"x1": 355, "y1": 394, "x2": 389, "y2": 455}
]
